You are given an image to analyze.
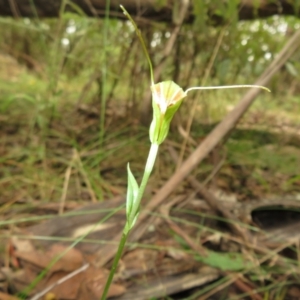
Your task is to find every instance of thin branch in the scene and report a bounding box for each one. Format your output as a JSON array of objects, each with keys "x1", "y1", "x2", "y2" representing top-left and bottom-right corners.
[{"x1": 30, "y1": 263, "x2": 89, "y2": 300}]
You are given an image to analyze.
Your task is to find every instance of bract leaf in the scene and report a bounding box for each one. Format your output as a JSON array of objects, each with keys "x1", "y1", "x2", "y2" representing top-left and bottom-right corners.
[{"x1": 125, "y1": 163, "x2": 140, "y2": 232}]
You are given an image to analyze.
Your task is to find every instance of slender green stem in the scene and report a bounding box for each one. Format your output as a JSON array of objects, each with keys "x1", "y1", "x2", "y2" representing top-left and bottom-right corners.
[
  {"x1": 100, "y1": 231, "x2": 128, "y2": 300},
  {"x1": 120, "y1": 5, "x2": 154, "y2": 85},
  {"x1": 100, "y1": 143, "x2": 159, "y2": 300},
  {"x1": 137, "y1": 143, "x2": 159, "y2": 204}
]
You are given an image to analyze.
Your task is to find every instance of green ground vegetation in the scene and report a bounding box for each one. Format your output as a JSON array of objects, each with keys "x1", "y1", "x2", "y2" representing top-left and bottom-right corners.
[
  {"x1": 0, "y1": 10, "x2": 300, "y2": 299},
  {"x1": 0, "y1": 14, "x2": 299, "y2": 205}
]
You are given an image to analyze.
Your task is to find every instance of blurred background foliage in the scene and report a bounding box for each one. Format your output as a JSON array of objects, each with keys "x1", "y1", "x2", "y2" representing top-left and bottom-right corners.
[{"x1": 0, "y1": 2, "x2": 300, "y2": 204}]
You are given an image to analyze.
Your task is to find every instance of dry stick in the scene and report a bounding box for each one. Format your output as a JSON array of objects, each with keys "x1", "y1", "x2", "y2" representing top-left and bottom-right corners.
[
  {"x1": 75, "y1": 149, "x2": 98, "y2": 203},
  {"x1": 232, "y1": 278, "x2": 263, "y2": 300},
  {"x1": 140, "y1": 0, "x2": 190, "y2": 122},
  {"x1": 8, "y1": 0, "x2": 20, "y2": 18},
  {"x1": 29, "y1": 263, "x2": 89, "y2": 300},
  {"x1": 84, "y1": 0, "x2": 99, "y2": 17},
  {"x1": 202, "y1": 154, "x2": 226, "y2": 186},
  {"x1": 198, "y1": 273, "x2": 252, "y2": 300},
  {"x1": 59, "y1": 149, "x2": 76, "y2": 214},
  {"x1": 96, "y1": 28, "x2": 300, "y2": 267}
]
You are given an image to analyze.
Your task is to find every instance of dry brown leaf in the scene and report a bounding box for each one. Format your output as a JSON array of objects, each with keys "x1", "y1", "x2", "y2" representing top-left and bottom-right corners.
[
  {"x1": 78, "y1": 266, "x2": 126, "y2": 299},
  {"x1": 15, "y1": 244, "x2": 83, "y2": 273},
  {"x1": 0, "y1": 291, "x2": 19, "y2": 300}
]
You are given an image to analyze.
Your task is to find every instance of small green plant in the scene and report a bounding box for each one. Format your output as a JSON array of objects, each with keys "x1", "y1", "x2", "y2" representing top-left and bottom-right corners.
[{"x1": 100, "y1": 6, "x2": 270, "y2": 300}]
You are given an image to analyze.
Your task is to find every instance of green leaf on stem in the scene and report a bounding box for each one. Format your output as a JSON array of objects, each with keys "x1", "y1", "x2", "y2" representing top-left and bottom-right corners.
[{"x1": 125, "y1": 163, "x2": 140, "y2": 233}]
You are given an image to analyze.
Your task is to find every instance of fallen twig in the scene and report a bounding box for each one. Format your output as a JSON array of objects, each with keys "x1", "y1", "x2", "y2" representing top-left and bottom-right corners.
[{"x1": 29, "y1": 263, "x2": 89, "y2": 300}]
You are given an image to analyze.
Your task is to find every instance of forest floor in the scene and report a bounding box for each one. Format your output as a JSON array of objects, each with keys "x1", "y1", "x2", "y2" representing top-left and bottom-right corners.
[{"x1": 1, "y1": 52, "x2": 300, "y2": 300}]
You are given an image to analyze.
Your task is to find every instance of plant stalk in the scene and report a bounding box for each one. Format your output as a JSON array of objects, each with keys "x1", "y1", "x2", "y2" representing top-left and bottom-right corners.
[
  {"x1": 100, "y1": 231, "x2": 128, "y2": 300},
  {"x1": 100, "y1": 143, "x2": 159, "y2": 299}
]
